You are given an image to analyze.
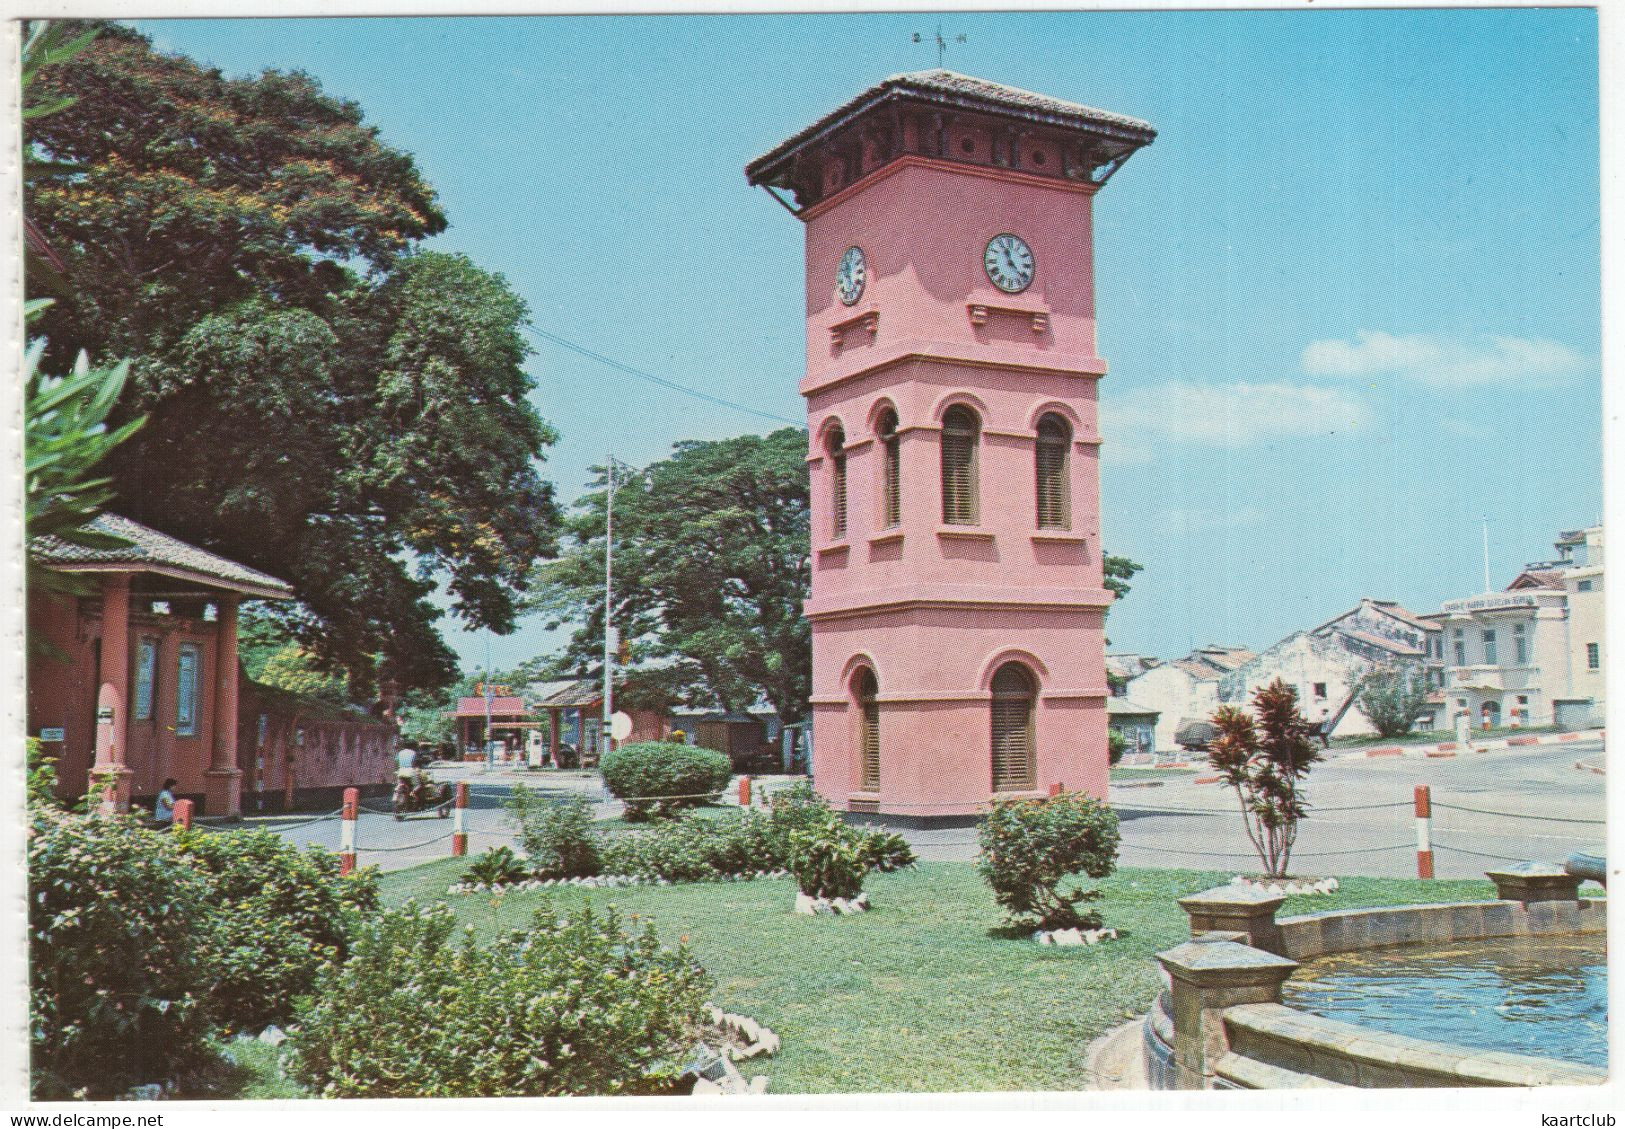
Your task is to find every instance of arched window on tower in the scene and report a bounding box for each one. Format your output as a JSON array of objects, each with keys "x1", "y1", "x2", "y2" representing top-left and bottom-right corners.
[
  {"x1": 940, "y1": 405, "x2": 980, "y2": 525},
  {"x1": 990, "y1": 662, "x2": 1036, "y2": 791},
  {"x1": 1035, "y1": 413, "x2": 1072, "y2": 530},
  {"x1": 855, "y1": 667, "x2": 880, "y2": 791},
  {"x1": 827, "y1": 425, "x2": 847, "y2": 539},
  {"x1": 878, "y1": 409, "x2": 901, "y2": 528}
]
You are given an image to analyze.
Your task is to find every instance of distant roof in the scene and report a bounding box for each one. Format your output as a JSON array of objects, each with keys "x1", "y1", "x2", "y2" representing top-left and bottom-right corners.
[
  {"x1": 453, "y1": 696, "x2": 527, "y2": 717},
  {"x1": 747, "y1": 69, "x2": 1156, "y2": 188},
  {"x1": 1507, "y1": 570, "x2": 1566, "y2": 591},
  {"x1": 1107, "y1": 697, "x2": 1158, "y2": 718},
  {"x1": 1366, "y1": 600, "x2": 1437, "y2": 632},
  {"x1": 30, "y1": 512, "x2": 293, "y2": 599},
  {"x1": 1340, "y1": 628, "x2": 1425, "y2": 658},
  {"x1": 530, "y1": 679, "x2": 603, "y2": 709},
  {"x1": 1174, "y1": 718, "x2": 1221, "y2": 747}
]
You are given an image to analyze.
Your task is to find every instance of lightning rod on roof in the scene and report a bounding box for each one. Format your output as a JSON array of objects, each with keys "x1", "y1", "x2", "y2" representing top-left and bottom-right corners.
[{"x1": 912, "y1": 20, "x2": 967, "y2": 67}]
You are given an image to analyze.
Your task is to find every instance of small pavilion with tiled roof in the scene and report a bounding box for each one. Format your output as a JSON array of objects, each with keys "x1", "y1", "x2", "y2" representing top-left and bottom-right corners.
[{"x1": 29, "y1": 512, "x2": 293, "y2": 815}]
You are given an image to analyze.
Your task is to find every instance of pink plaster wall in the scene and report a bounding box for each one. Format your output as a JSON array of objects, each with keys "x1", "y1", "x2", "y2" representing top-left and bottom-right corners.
[{"x1": 797, "y1": 152, "x2": 1114, "y2": 819}]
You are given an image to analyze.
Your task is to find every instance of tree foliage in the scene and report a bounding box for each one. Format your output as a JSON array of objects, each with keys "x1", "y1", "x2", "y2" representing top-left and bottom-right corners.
[
  {"x1": 25, "y1": 23, "x2": 558, "y2": 692},
  {"x1": 1103, "y1": 553, "x2": 1143, "y2": 604},
  {"x1": 1354, "y1": 663, "x2": 1430, "y2": 738},
  {"x1": 1206, "y1": 678, "x2": 1322, "y2": 878},
  {"x1": 528, "y1": 429, "x2": 811, "y2": 722}
]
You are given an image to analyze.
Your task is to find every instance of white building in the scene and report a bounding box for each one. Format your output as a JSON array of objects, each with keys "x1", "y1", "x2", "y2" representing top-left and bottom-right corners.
[
  {"x1": 1125, "y1": 646, "x2": 1254, "y2": 754},
  {"x1": 1217, "y1": 599, "x2": 1443, "y2": 738},
  {"x1": 1427, "y1": 525, "x2": 1605, "y2": 731}
]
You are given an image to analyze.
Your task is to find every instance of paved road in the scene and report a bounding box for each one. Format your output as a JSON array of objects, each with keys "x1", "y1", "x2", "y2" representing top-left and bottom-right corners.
[
  {"x1": 911, "y1": 740, "x2": 1608, "y2": 879},
  {"x1": 237, "y1": 767, "x2": 617, "y2": 872},
  {"x1": 245, "y1": 743, "x2": 1605, "y2": 881}
]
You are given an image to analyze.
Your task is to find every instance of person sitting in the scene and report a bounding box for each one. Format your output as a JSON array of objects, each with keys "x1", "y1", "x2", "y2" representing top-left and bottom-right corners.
[
  {"x1": 396, "y1": 744, "x2": 419, "y2": 781},
  {"x1": 153, "y1": 779, "x2": 178, "y2": 827}
]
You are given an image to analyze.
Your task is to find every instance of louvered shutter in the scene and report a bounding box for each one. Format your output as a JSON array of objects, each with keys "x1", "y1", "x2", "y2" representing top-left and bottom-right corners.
[
  {"x1": 828, "y1": 428, "x2": 847, "y2": 538},
  {"x1": 857, "y1": 669, "x2": 880, "y2": 791},
  {"x1": 1035, "y1": 414, "x2": 1071, "y2": 530},
  {"x1": 990, "y1": 664, "x2": 1036, "y2": 791},
  {"x1": 880, "y1": 412, "x2": 901, "y2": 528},
  {"x1": 832, "y1": 452, "x2": 848, "y2": 538},
  {"x1": 941, "y1": 407, "x2": 979, "y2": 525}
]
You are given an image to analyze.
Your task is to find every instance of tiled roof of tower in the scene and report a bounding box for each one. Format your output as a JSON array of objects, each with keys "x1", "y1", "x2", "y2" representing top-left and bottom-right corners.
[
  {"x1": 30, "y1": 512, "x2": 293, "y2": 597},
  {"x1": 747, "y1": 69, "x2": 1156, "y2": 185}
]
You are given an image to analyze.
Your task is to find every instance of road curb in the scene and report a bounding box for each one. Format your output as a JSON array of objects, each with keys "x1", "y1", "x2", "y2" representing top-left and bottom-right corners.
[{"x1": 1336, "y1": 730, "x2": 1601, "y2": 761}]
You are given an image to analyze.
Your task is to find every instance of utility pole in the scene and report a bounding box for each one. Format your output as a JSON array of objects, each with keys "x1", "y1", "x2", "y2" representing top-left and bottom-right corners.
[
  {"x1": 1482, "y1": 514, "x2": 1491, "y2": 594},
  {"x1": 482, "y1": 633, "x2": 494, "y2": 771},
  {"x1": 602, "y1": 453, "x2": 616, "y2": 761}
]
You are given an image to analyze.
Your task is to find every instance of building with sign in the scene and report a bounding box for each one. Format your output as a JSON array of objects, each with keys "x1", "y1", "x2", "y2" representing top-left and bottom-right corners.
[
  {"x1": 1425, "y1": 525, "x2": 1605, "y2": 731},
  {"x1": 748, "y1": 70, "x2": 1155, "y2": 823}
]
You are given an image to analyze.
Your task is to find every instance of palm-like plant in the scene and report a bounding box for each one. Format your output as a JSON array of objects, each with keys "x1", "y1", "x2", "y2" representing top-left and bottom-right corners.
[{"x1": 1207, "y1": 678, "x2": 1321, "y2": 877}]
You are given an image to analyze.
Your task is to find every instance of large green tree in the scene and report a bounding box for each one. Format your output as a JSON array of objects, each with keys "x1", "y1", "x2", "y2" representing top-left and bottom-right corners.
[
  {"x1": 528, "y1": 430, "x2": 812, "y2": 723},
  {"x1": 26, "y1": 23, "x2": 557, "y2": 692}
]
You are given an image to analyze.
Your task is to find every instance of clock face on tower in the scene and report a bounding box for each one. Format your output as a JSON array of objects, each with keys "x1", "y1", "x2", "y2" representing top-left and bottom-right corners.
[
  {"x1": 836, "y1": 245, "x2": 866, "y2": 305},
  {"x1": 984, "y1": 233, "x2": 1036, "y2": 294}
]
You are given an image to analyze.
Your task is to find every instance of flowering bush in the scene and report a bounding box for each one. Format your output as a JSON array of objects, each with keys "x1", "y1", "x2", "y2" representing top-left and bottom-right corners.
[
  {"x1": 600, "y1": 741, "x2": 731, "y2": 821},
  {"x1": 975, "y1": 793, "x2": 1119, "y2": 931},
  {"x1": 29, "y1": 812, "x2": 222, "y2": 1098},
  {"x1": 288, "y1": 900, "x2": 711, "y2": 1097},
  {"x1": 174, "y1": 827, "x2": 378, "y2": 1031},
  {"x1": 508, "y1": 789, "x2": 601, "y2": 877}
]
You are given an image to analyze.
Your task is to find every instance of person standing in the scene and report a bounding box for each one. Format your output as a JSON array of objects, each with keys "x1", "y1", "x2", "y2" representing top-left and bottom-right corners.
[
  {"x1": 396, "y1": 744, "x2": 419, "y2": 780},
  {"x1": 153, "y1": 779, "x2": 178, "y2": 827}
]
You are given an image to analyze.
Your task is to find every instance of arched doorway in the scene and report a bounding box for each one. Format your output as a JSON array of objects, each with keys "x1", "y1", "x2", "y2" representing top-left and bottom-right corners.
[
  {"x1": 990, "y1": 662, "x2": 1037, "y2": 792},
  {"x1": 1480, "y1": 699, "x2": 1501, "y2": 729}
]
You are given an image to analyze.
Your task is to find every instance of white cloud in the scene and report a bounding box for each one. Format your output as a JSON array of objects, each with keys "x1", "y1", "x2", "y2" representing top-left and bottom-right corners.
[
  {"x1": 1301, "y1": 331, "x2": 1586, "y2": 388},
  {"x1": 1105, "y1": 381, "x2": 1373, "y2": 447}
]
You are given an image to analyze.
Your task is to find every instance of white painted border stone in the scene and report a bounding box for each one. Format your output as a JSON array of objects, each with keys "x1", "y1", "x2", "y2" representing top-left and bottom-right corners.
[
  {"x1": 1229, "y1": 875, "x2": 1340, "y2": 897},
  {"x1": 1032, "y1": 926, "x2": 1119, "y2": 946}
]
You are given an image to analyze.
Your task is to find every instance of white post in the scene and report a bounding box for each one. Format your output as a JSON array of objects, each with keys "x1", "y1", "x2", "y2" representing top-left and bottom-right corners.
[
  {"x1": 339, "y1": 786, "x2": 358, "y2": 875},
  {"x1": 1482, "y1": 514, "x2": 1491, "y2": 594},
  {"x1": 1414, "y1": 785, "x2": 1434, "y2": 879}
]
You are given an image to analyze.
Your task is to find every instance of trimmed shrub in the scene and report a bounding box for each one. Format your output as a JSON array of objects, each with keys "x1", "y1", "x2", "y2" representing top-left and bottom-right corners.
[
  {"x1": 508, "y1": 789, "x2": 601, "y2": 878},
  {"x1": 462, "y1": 845, "x2": 529, "y2": 887},
  {"x1": 787, "y1": 814, "x2": 869, "y2": 900},
  {"x1": 29, "y1": 812, "x2": 222, "y2": 1098},
  {"x1": 598, "y1": 814, "x2": 727, "y2": 883},
  {"x1": 975, "y1": 792, "x2": 1120, "y2": 931},
  {"x1": 600, "y1": 741, "x2": 730, "y2": 821},
  {"x1": 288, "y1": 900, "x2": 711, "y2": 1097},
  {"x1": 859, "y1": 828, "x2": 916, "y2": 873},
  {"x1": 174, "y1": 827, "x2": 379, "y2": 1032},
  {"x1": 1107, "y1": 729, "x2": 1128, "y2": 766}
]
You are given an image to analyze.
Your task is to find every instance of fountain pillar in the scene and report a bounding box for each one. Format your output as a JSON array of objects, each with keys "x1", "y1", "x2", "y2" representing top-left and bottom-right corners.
[{"x1": 1155, "y1": 939, "x2": 1299, "y2": 1089}]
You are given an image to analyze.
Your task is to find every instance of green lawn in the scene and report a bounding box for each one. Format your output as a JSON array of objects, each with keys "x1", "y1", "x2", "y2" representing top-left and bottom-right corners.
[
  {"x1": 1109, "y1": 766, "x2": 1198, "y2": 783},
  {"x1": 378, "y1": 859, "x2": 1499, "y2": 1094}
]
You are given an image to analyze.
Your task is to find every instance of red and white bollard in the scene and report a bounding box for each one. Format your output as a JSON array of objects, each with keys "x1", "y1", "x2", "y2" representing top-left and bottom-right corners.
[
  {"x1": 339, "y1": 786, "x2": 359, "y2": 876},
  {"x1": 452, "y1": 781, "x2": 469, "y2": 857},
  {"x1": 738, "y1": 775, "x2": 753, "y2": 809},
  {"x1": 1414, "y1": 784, "x2": 1434, "y2": 880},
  {"x1": 172, "y1": 797, "x2": 194, "y2": 831}
]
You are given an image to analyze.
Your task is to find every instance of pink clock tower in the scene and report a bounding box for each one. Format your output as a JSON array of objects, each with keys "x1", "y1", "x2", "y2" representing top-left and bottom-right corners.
[{"x1": 748, "y1": 71, "x2": 1154, "y2": 825}]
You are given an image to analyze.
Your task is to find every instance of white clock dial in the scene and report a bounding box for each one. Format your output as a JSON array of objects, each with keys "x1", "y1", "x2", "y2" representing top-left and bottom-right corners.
[
  {"x1": 983, "y1": 233, "x2": 1035, "y2": 294},
  {"x1": 836, "y1": 245, "x2": 866, "y2": 306}
]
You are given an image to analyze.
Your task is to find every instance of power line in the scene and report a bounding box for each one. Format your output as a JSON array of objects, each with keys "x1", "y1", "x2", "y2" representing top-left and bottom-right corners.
[{"x1": 524, "y1": 324, "x2": 803, "y2": 428}]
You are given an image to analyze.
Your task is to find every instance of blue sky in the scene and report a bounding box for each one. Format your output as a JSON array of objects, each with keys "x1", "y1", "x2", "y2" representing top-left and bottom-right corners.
[{"x1": 137, "y1": 9, "x2": 1601, "y2": 673}]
